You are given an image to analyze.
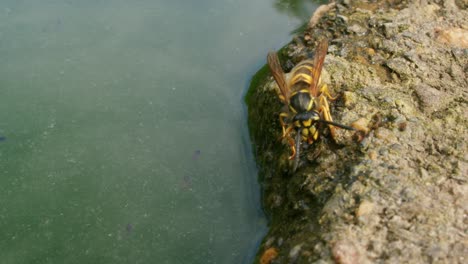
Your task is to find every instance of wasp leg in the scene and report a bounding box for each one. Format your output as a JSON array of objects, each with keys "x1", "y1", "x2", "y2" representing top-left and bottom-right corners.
[
  {"x1": 285, "y1": 133, "x2": 296, "y2": 160},
  {"x1": 320, "y1": 83, "x2": 338, "y2": 101},
  {"x1": 283, "y1": 126, "x2": 295, "y2": 141},
  {"x1": 318, "y1": 95, "x2": 337, "y2": 140},
  {"x1": 279, "y1": 112, "x2": 290, "y2": 137},
  {"x1": 278, "y1": 113, "x2": 296, "y2": 159}
]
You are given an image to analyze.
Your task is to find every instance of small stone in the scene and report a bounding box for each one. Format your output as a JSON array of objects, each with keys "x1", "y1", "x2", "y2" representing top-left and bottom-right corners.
[
  {"x1": 419, "y1": 167, "x2": 429, "y2": 180},
  {"x1": 368, "y1": 150, "x2": 378, "y2": 160},
  {"x1": 342, "y1": 91, "x2": 357, "y2": 108},
  {"x1": 268, "y1": 194, "x2": 283, "y2": 209},
  {"x1": 413, "y1": 83, "x2": 449, "y2": 114},
  {"x1": 351, "y1": 118, "x2": 369, "y2": 134},
  {"x1": 359, "y1": 134, "x2": 371, "y2": 149},
  {"x1": 381, "y1": 39, "x2": 401, "y2": 55},
  {"x1": 277, "y1": 237, "x2": 284, "y2": 247},
  {"x1": 348, "y1": 24, "x2": 367, "y2": 36},
  {"x1": 265, "y1": 237, "x2": 275, "y2": 247},
  {"x1": 332, "y1": 240, "x2": 363, "y2": 264},
  {"x1": 386, "y1": 57, "x2": 412, "y2": 79},
  {"x1": 337, "y1": 15, "x2": 349, "y2": 23},
  {"x1": 375, "y1": 127, "x2": 397, "y2": 143},
  {"x1": 395, "y1": 99, "x2": 415, "y2": 118},
  {"x1": 356, "y1": 200, "x2": 375, "y2": 217},
  {"x1": 397, "y1": 122, "x2": 407, "y2": 131},
  {"x1": 383, "y1": 23, "x2": 398, "y2": 38},
  {"x1": 289, "y1": 244, "x2": 302, "y2": 260},
  {"x1": 435, "y1": 27, "x2": 468, "y2": 48}
]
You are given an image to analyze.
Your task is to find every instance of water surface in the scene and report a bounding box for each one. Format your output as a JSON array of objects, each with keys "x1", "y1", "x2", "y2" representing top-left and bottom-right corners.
[{"x1": 0, "y1": 0, "x2": 315, "y2": 263}]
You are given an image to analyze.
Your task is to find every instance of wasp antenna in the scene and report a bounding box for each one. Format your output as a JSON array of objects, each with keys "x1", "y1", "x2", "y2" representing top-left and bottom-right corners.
[{"x1": 317, "y1": 119, "x2": 355, "y2": 130}]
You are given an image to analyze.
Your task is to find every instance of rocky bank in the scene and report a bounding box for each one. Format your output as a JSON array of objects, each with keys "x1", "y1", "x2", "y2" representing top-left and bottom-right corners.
[{"x1": 246, "y1": 1, "x2": 467, "y2": 263}]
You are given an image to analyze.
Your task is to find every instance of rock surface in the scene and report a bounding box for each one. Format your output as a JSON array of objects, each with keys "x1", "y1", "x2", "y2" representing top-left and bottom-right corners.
[{"x1": 247, "y1": 1, "x2": 467, "y2": 263}]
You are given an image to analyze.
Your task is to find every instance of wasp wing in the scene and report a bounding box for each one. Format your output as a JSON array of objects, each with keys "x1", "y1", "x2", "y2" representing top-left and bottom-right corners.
[
  {"x1": 267, "y1": 52, "x2": 289, "y2": 104},
  {"x1": 309, "y1": 38, "x2": 328, "y2": 97}
]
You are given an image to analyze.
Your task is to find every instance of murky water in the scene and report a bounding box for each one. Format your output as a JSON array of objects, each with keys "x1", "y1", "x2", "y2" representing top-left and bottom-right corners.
[{"x1": 0, "y1": 0, "x2": 315, "y2": 263}]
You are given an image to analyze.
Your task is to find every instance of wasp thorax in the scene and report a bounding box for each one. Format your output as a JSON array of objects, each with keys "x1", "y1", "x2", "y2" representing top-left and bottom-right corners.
[{"x1": 290, "y1": 91, "x2": 315, "y2": 113}]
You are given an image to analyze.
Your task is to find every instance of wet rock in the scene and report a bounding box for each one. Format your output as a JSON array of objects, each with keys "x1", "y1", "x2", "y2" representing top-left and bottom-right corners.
[{"x1": 248, "y1": 1, "x2": 468, "y2": 263}]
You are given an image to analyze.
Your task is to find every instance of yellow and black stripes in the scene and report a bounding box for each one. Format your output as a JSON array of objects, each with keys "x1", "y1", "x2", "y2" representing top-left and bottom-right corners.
[
  {"x1": 289, "y1": 61, "x2": 317, "y2": 89},
  {"x1": 267, "y1": 38, "x2": 354, "y2": 167}
]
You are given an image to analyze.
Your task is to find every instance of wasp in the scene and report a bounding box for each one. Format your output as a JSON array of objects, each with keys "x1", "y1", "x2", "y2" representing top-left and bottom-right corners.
[{"x1": 267, "y1": 38, "x2": 354, "y2": 170}]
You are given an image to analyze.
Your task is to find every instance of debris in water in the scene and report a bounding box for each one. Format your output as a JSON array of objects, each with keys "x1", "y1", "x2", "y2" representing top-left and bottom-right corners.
[
  {"x1": 126, "y1": 223, "x2": 133, "y2": 233},
  {"x1": 179, "y1": 174, "x2": 193, "y2": 191},
  {"x1": 192, "y1": 149, "x2": 201, "y2": 160}
]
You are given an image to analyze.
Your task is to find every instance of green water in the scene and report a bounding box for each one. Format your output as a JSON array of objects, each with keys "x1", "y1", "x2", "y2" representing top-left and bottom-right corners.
[{"x1": 0, "y1": 0, "x2": 315, "y2": 263}]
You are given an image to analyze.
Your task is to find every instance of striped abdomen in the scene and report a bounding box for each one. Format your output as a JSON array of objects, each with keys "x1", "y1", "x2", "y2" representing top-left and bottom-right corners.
[{"x1": 288, "y1": 60, "x2": 319, "y2": 113}]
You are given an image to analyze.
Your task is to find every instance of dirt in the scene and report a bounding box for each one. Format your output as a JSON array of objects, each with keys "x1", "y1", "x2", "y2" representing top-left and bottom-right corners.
[{"x1": 246, "y1": 1, "x2": 467, "y2": 263}]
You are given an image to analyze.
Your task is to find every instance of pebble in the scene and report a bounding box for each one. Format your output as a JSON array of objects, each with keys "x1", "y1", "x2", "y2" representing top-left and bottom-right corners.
[
  {"x1": 342, "y1": 91, "x2": 357, "y2": 108},
  {"x1": 359, "y1": 135, "x2": 371, "y2": 149},
  {"x1": 351, "y1": 118, "x2": 370, "y2": 134},
  {"x1": 348, "y1": 24, "x2": 368, "y2": 36},
  {"x1": 289, "y1": 244, "x2": 302, "y2": 260},
  {"x1": 265, "y1": 237, "x2": 275, "y2": 247},
  {"x1": 277, "y1": 237, "x2": 284, "y2": 247},
  {"x1": 383, "y1": 23, "x2": 399, "y2": 38},
  {"x1": 381, "y1": 39, "x2": 401, "y2": 54},
  {"x1": 332, "y1": 240, "x2": 362, "y2": 264},
  {"x1": 356, "y1": 200, "x2": 375, "y2": 217},
  {"x1": 375, "y1": 127, "x2": 397, "y2": 143},
  {"x1": 368, "y1": 150, "x2": 377, "y2": 160},
  {"x1": 337, "y1": 14, "x2": 349, "y2": 23},
  {"x1": 435, "y1": 27, "x2": 468, "y2": 48},
  {"x1": 386, "y1": 57, "x2": 412, "y2": 79},
  {"x1": 413, "y1": 83, "x2": 446, "y2": 113}
]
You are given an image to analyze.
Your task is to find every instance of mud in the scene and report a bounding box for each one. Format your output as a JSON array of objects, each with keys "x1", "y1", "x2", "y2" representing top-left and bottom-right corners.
[{"x1": 247, "y1": 1, "x2": 467, "y2": 263}]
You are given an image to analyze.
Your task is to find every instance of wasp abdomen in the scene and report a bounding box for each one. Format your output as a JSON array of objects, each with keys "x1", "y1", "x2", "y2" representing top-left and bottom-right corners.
[{"x1": 290, "y1": 61, "x2": 317, "y2": 86}]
